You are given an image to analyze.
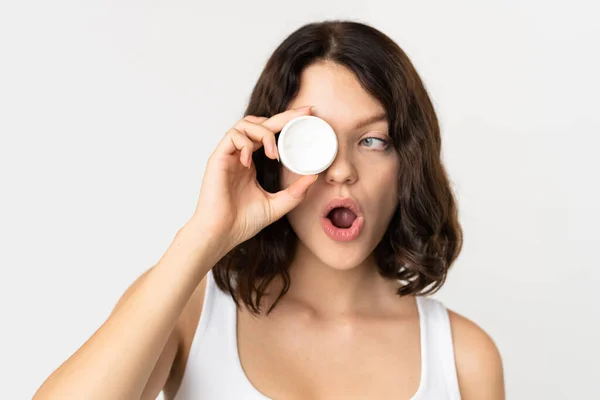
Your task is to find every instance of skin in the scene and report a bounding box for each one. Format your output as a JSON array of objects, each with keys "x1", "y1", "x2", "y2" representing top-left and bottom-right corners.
[
  {"x1": 164, "y1": 61, "x2": 504, "y2": 399},
  {"x1": 235, "y1": 61, "x2": 505, "y2": 398},
  {"x1": 36, "y1": 61, "x2": 504, "y2": 399},
  {"x1": 236, "y1": 61, "x2": 420, "y2": 398}
]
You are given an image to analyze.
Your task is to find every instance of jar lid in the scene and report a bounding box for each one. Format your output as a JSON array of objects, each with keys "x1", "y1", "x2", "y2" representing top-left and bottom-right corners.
[{"x1": 277, "y1": 115, "x2": 338, "y2": 175}]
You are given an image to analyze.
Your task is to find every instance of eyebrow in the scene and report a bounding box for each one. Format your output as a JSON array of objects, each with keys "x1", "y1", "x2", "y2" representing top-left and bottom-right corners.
[{"x1": 354, "y1": 112, "x2": 388, "y2": 129}]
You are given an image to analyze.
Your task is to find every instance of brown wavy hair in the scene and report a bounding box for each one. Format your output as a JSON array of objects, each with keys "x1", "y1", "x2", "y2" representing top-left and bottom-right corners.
[{"x1": 212, "y1": 20, "x2": 463, "y2": 314}]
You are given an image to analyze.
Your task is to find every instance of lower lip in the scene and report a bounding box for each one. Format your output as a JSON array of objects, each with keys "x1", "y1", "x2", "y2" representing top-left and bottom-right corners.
[{"x1": 320, "y1": 216, "x2": 365, "y2": 242}]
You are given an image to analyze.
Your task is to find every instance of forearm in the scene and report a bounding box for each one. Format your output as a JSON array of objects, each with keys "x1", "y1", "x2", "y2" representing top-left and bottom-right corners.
[{"x1": 34, "y1": 223, "x2": 224, "y2": 400}]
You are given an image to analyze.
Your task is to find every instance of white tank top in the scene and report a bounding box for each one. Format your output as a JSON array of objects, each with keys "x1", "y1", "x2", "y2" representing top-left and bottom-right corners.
[{"x1": 173, "y1": 270, "x2": 461, "y2": 399}]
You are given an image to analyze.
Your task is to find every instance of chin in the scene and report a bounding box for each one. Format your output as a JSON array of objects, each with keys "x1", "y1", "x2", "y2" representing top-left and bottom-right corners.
[
  {"x1": 315, "y1": 247, "x2": 369, "y2": 271},
  {"x1": 295, "y1": 227, "x2": 377, "y2": 271},
  {"x1": 318, "y1": 251, "x2": 368, "y2": 271}
]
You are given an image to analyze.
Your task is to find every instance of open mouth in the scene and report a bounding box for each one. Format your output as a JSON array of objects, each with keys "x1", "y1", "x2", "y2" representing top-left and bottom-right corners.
[
  {"x1": 320, "y1": 197, "x2": 365, "y2": 241},
  {"x1": 326, "y1": 207, "x2": 358, "y2": 229}
]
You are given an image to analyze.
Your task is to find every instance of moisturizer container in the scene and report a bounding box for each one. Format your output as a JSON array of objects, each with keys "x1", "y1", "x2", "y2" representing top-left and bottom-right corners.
[{"x1": 277, "y1": 115, "x2": 338, "y2": 175}]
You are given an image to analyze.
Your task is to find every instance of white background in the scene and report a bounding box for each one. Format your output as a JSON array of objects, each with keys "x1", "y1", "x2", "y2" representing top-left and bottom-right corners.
[{"x1": 1, "y1": 1, "x2": 598, "y2": 399}]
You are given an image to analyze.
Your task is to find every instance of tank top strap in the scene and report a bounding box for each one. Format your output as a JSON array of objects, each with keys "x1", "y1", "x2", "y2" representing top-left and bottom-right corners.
[
  {"x1": 173, "y1": 269, "x2": 251, "y2": 400},
  {"x1": 415, "y1": 296, "x2": 461, "y2": 399},
  {"x1": 201, "y1": 269, "x2": 238, "y2": 347}
]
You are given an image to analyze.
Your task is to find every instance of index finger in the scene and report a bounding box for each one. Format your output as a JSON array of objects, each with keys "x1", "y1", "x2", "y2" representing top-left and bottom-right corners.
[{"x1": 260, "y1": 106, "x2": 314, "y2": 133}]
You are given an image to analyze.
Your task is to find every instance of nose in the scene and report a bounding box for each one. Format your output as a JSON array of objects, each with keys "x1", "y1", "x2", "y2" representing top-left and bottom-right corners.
[{"x1": 324, "y1": 143, "x2": 357, "y2": 185}]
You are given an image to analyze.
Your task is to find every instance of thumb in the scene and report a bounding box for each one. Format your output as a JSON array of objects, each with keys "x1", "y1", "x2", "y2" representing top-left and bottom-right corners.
[{"x1": 269, "y1": 174, "x2": 319, "y2": 222}]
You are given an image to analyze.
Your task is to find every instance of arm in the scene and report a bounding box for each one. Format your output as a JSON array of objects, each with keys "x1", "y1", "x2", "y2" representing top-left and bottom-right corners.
[
  {"x1": 448, "y1": 310, "x2": 505, "y2": 400},
  {"x1": 33, "y1": 106, "x2": 315, "y2": 400},
  {"x1": 33, "y1": 222, "x2": 224, "y2": 400},
  {"x1": 110, "y1": 267, "x2": 183, "y2": 400}
]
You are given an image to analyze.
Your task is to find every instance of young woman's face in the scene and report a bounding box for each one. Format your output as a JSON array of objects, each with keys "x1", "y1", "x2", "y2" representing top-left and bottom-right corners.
[{"x1": 281, "y1": 61, "x2": 401, "y2": 270}]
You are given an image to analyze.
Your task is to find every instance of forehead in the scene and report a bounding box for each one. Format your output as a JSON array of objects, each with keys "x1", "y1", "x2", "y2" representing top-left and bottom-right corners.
[{"x1": 288, "y1": 61, "x2": 387, "y2": 131}]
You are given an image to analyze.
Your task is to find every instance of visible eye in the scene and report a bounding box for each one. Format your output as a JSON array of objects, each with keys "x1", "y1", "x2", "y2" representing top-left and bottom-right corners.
[{"x1": 361, "y1": 137, "x2": 389, "y2": 149}]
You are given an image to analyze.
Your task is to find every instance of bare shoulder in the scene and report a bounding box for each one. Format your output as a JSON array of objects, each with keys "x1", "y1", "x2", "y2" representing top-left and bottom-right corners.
[{"x1": 447, "y1": 308, "x2": 505, "y2": 400}]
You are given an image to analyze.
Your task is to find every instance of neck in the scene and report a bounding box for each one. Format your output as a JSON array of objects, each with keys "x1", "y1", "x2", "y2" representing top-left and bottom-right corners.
[{"x1": 271, "y1": 241, "x2": 400, "y2": 318}]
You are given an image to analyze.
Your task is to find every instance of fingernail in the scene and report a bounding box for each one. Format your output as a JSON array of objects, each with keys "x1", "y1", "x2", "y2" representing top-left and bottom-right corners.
[{"x1": 296, "y1": 106, "x2": 313, "y2": 112}]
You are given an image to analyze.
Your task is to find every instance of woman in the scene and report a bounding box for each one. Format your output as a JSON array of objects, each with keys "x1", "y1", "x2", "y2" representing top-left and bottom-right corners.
[{"x1": 34, "y1": 20, "x2": 504, "y2": 399}]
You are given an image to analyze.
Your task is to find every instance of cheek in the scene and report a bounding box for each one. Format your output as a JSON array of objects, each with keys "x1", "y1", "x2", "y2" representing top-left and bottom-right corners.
[{"x1": 370, "y1": 168, "x2": 400, "y2": 216}]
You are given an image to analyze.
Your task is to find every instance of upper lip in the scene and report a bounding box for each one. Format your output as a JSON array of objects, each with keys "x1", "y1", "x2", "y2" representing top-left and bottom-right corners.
[{"x1": 321, "y1": 196, "x2": 364, "y2": 218}]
